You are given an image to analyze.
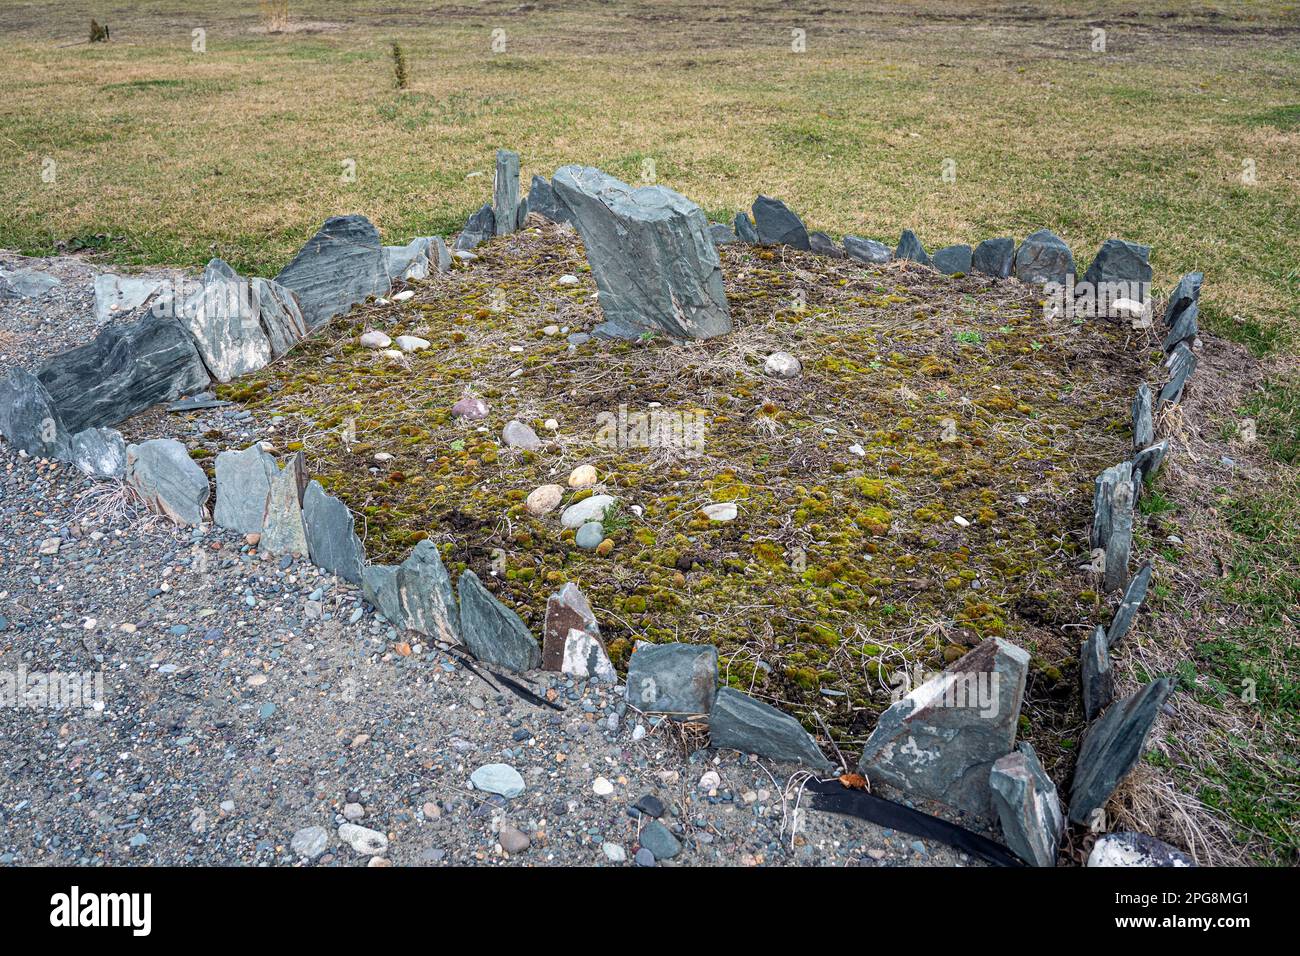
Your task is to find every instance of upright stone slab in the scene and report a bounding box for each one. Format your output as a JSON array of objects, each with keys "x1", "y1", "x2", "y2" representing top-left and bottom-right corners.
[
  {"x1": 396, "y1": 539, "x2": 459, "y2": 644},
  {"x1": 125, "y1": 439, "x2": 209, "y2": 526},
  {"x1": 552, "y1": 166, "x2": 731, "y2": 340},
  {"x1": 454, "y1": 204, "x2": 496, "y2": 252},
  {"x1": 1159, "y1": 342, "x2": 1197, "y2": 408},
  {"x1": 989, "y1": 742, "x2": 1063, "y2": 867},
  {"x1": 1081, "y1": 625, "x2": 1114, "y2": 721},
  {"x1": 751, "y1": 196, "x2": 811, "y2": 250},
  {"x1": 1133, "y1": 439, "x2": 1170, "y2": 484},
  {"x1": 1080, "y1": 239, "x2": 1152, "y2": 301},
  {"x1": 562, "y1": 629, "x2": 616, "y2": 683},
  {"x1": 808, "y1": 231, "x2": 842, "y2": 258},
  {"x1": 0, "y1": 368, "x2": 69, "y2": 458},
  {"x1": 542, "y1": 581, "x2": 600, "y2": 672},
  {"x1": 1132, "y1": 383, "x2": 1154, "y2": 450},
  {"x1": 260, "y1": 451, "x2": 309, "y2": 558},
  {"x1": 932, "y1": 243, "x2": 973, "y2": 275},
  {"x1": 525, "y1": 175, "x2": 570, "y2": 224},
  {"x1": 69, "y1": 426, "x2": 126, "y2": 478},
  {"x1": 710, "y1": 223, "x2": 737, "y2": 246},
  {"x1": 37, "y1": 313, "x2": 210, "y2": 433},
  {"x1": 709, "y1": 687, "x2": 832, "y2": 771},
  {"x1": 857, "y1": 637, "x2": 1029, "y2": 821},
  {"x1": 457, "y1": 570, "x2": 540, "y2": 672},
  {"x1": 383, "y1": 238, "x2": 432, "y2": 281},
  {"x1": 972, "y1": 237, "x2": 1015, "y2": 278},
  {"x1": 894, "y1": 229, "x2": 931, "y2": 267},
  {"x1": 362, "y1": 565, "x2": 405, "y2": 628},
  {"x1": 275, "y1": 215, "x2": 389, "y2": 328},
  {"x1": 1014, "y1": 229, "x2": 1074, "y2": 287},
  {"x1": 303, "y1": 480, "x2": 365, "y2": 585},
  {"x1": 430, "y1": 236, "x2": 452, "y2": 273},
  {"x1": 1091, "y1": 461, "x2": 1136, "y2": 551},
  {"x1": 843, "y1": 235, "x2": 891, "y2": 264},
  {"x1": 493, "y1": 149, "x2": 521, "y2": 237},
  {"x1": 1162, "y1": 300, "x2": 1198, "y2": 352},
  {"x1": 1104, "y1": 476, "x2": 1135, "y2": 593},
  {"x1": 733, "y1": 212, "x2": 758, "y2": 244},
  {"x1": 1068, "y1": 677, "x2": 1174, "y2": 826},
  {"x1": 1162, "y1": 271, "x2": 1203, "y2": 328},
  {"x1": 213, "y1": 444, "x2": 278, "y2": 534},
  {"x1": 625, "y1": 641, "x2": 718, "y2": 717},
  {"x1": 1106, "y1": 561, "x2": 1152, "y2": 647},
  {"x1": 179, "y1": 258, "x2": 273, "y2": 384},
  {"x1": 251, "y1": 277, "x2": 308, "y2": 359}
]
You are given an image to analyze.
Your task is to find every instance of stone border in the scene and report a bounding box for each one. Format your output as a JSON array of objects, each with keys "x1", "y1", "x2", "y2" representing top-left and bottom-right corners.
[{"x1": 0, "y1": 151, "x2": 1205, "y2": 867}]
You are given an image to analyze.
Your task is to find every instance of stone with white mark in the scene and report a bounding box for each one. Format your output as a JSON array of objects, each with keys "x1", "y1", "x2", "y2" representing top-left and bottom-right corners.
[
  {"x1": 625, "y1": 641, "x2": 718, "y2": 717},
  {"x1": 989, "y1": 742, "x2": 1062, "y2": 867},
  {"x1": 338, "y1": 823, "x2": 388, "y2": 856},
  {"x1": 763, "y1": 351, "x2": 802, "y2": 379}
]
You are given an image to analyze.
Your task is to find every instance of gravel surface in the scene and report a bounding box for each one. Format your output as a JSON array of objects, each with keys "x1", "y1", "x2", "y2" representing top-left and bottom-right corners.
[{"x1": 0, "y1": 252, "x2": 978, "y2": 867}]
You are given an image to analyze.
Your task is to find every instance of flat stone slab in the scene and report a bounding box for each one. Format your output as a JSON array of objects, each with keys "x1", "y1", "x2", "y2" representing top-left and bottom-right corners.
[
  {"x1": 894, "y1": 229, "x2": 931, "y2": 267},
  {"x1": 709, "y1": 687, "x2": 832, "y2": 771},
  {"x1": 454, "y1": 204, "x2": 496, "y2": 251},
  {"x1": 1132, "y1": 383, "x2": 1154, "y2": 450},
  {"x1": 551, "y1": 165, "x2": 731, "y2": 341},
  {"x1": 562, "y1": 628, "x2": 616, "y2": 683},
  {"x1": 525, "y1": 175, "x2": 570, "y2": 224},
  {"x1": 542, "y1": 581, "x2": 600, "y2": 672},
  {"x1": 734, "y1": 212, "x2": 758, "y2": 244},
  {"x1": 1106, "y1": 561, "x2": 1152, "y2": 647},
  {"x1": 259, "y1": 451, "x2": 309, "y2": 558},
  {"x1": 37, "y1": 313, "x2": 210, "y2": 434},
  {"x1": 383, "y1": 238, "x2": 432, "y2": 281},
  {"x1": 0, "y1": 267, "x2": 60, "y2": 298},
  {"x1": 1081, "y1": 238, "x2": 1152, "y2": 301},
  {"x1": 179, "y1": 258, "x2": 273, "y2": 383},
  {"x1": 857, "y1": 637, "x2": 1029, "y2": 822},
  {"x1": 752, "y1": 196, "x2": 811, "y2": 250},
  {"x1": 1081, "y1": 625, "x2": 1114, "y2": 721},
  {"x1": 125, "y1": 438, "x2": 210, "y2": 526},
  {"x1": 493, "y1": 149, "x2": 521, "y2": 237},
  {"x1": 303, "y1": 480, "x2": 365, "y2": 585},
  {"x1": 275, "y1": 214, "x2": 389, "y2": 328},
  {"x1": 1163, "y1": 300, "x2": 1198, "y2": 352},
  {"x1": 457, "y1": 570, "x2": 540, "y2": 673},
  {"x1": 213, "y1": 444, "x2": 278, "y2": 534},
  {"x1": 362, "y1": 564, "x2": 405, "y2": 628},
  {"x1": 396, "y1": 539, "x2": 459, "y2": 644},
  {"x1": 990, "y1": 742, "x2": 1063, "y2": 867},
  {"x1": 94, "y1": 274, "x2": 166, "y2": 323},
  {"x1": 932, "y1": 243, "x2": 973, "y2": 275},
  {"x1": 1163, "y1": 271, "x2": 1203, "y2": 328},
  {"x1": 843, "y1": 235, "x2": 891, "y2": 264},
  {"x1": 625, "y1": 641, "x2": 718, "y2": 717}
]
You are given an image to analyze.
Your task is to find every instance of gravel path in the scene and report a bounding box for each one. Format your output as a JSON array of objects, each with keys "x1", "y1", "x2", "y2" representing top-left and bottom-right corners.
[{"x1": 0, "y1": 252, "x2": 976, "y2": 867}]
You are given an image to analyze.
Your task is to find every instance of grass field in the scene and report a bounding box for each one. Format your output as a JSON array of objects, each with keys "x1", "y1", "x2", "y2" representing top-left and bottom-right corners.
[{"x1": 2, "y1": 0, "x2": 1297, "y2": 863}]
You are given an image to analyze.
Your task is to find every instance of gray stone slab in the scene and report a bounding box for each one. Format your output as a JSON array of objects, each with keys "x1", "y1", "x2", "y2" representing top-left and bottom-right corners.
[
  {"x1": 1133, "y1": 439, "x2": 1170, "y2": 484},
  {"x1": 1081, "y1": 238, "x2": 1152, "y2": 300},
  {"x1": 1162, "y1": 300, "x2": 1198, "y2": 352},
  {"x1": 493, "y1": 149, "x2": 521, "y2": 237},
  {"x1": 454, "y1": 204, "x2": 496, "y2": 251},
  {"x1": 625, "y1": 641, "x2": 718, "y2": 717},
  {"x1": 1081, "y1": 625, "x2": 1114, "y2": 721},
  {"x1": 259, "y1": 451, "x2": 309, "y2": 557},
  {"x1": 1087, "y1": 831, "x2": 1195, "y2": 867},
  {"x1": 1013, "y1": 229, "x2": 1074, "y2": 287},
  {"x1": 457, "y1": 569, "x2": 540, "y2": 672},
  {"x1": 733, "y1": 211, "x2": 758, "y2": 243},
  {"x1": 1162, "y1": 271, "x2": 1203, "y2": 329},
  {"x1": 542, "y1": 581, "x2": 599, "y2": 672},
  {"x1": 1106, "y1": 561, "x2": 1152, "y2": 647},
  {"x1": 70, "y1": 426, "x2": 126, "y2": 479},
  {"x1": 1158, "y1": 342, "x2": 1197, "y2": 408},
  {"x1": 751, "y1": 196, "x2": 811, "y2": 250},
  {"x1": 397, "y1": 539, "x2": 459, "y2": 644},
  {"x1": 525, "y1": 175, "x2": 571, "y2": 224},
  {"x1": 932, "y1": 243, "x2": 973, "y2": 275},
  {"x1": 1132, "y1": 382, "x2": 1154, "y2": 450},
  {"x1": 989, "y1": 742, "x2": 1062, "y2": 867},
  {"x1": 362, "y1": 564, "x2": 405, "y2": 627},
  {"x1": 0, "y1": 367, "x2": 68, "y2": 458},
  {"x1": 808, "y1": 230, "x2": 844, "y2": 258},
  {"x1": 179, "y1": 258, "x2": 273, "y2": 383},
  {"x1": 971, "y1": 237, "x2": 1015, "y2": 278},
  {"x1": 303, "y1": 479, "x2": 365, "y2": 584},
  {"x1": 709, "y1": 687, "x2": 832, "y2": 771},
  {"x1": 275, "y1": 214, "x2": 389, "y2": 327},
  {"x1": 894, "y1": 229, "x2": 931, "y2": 267},
  {"x1": 125, "y1": 438, "x2": 209, "y2": 526},
  {"x1": 214, "y1": 444, "x2": 278, "y2": 534},
  {"x1": 843, "y1": 235, "x2": 891, "y2": 264}
]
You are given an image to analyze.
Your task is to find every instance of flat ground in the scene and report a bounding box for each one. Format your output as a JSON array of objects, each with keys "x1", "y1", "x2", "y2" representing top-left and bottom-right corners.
[{"x1": 1, "y1": 0, "x2": 1297, "y2": 864}]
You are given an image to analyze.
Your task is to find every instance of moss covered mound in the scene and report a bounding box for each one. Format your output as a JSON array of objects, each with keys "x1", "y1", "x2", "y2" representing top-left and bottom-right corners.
[{"x1": 215, "y1": 221, "x2": 1157, "y2": 750}]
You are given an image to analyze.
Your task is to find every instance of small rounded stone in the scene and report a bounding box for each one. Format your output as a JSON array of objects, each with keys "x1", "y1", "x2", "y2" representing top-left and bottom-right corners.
[
  {"x1": 568, "y1": 464, "x2": 597, "y2": 488},
  {"x1": 576, "y1": 522, "x2": 604, "y2": 550}
]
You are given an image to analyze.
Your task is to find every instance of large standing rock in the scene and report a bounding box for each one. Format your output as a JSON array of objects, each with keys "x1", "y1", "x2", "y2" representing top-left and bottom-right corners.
[
  {"x1": 751, "y1": 196, "x2": 811, "y2": 250},
  {"x1": 525, "y1": 175, "x2": 571, "y2": 224},
  {"x1": 213, "y1": 444, "x2": 278, "y2": 534},
  {"x1": 843, "y1": 235, "x2": 891, "y2": 264},
  {"x1": 709, "y1": 687, "x2": 832, "y2": 771},
  {"x1": 397, "y1": 540, "x2": 459, "y2": 644},
  {"x1": 989, "y1": 742, "x2": 1063, "y2": 867},
  {"x1": 303, "y1": 480, "x2": 365, "y2": 585},
  {"x1": 1068, "y1": 677, "x2": 1174, "y2": 826},
  {"x1": 362, "y1": 565, "x2": 405, "y2": 627},
  {"x1": 894, "y1": 229, "x2": 931, "y2": 267},
  {"x1": 493, "y1": 149, "x2": 521, "y2": 237},
  {"x1": 1106, "y1": 561, "x2": 1152, "y2": 647},
  {"x1": 971, "y1": 237, "x2": 1015, "y2": 278},
  {"x1": 179, "y1": 259, "x2": 273, "y2": 383},
  {"x1": 125, "y1": 439, "x2": 209, "y2": 526},
  {"x1": 1081, "y1": 625, "x2": 1114, "y2": 721},
  {"x1": 274, "y1": 215, "x2": 389, "y2": 328},
  {"x1": 1087, "y1": 832, "x2": 1195, "y2": 867},
  {"x1": 857, "y1": 637, "x2": 1029, "y2": 821},
  {"x1": 457, "y1": 570, "x2": 540, "y2": 672},
  {"x1": 932, "y1": 244, "x2": 973, "y2": 275},
  {"x1": 551, "y1": 165, "x2": 731, "y2": 341},
  {"x1": 251, "y1": 277, "x2": 308, "y2": 359},
  {"x1": 36, "y1": 313, "x2": 210, "y2": 433},
  {"x1": 542, "y1": 582, "x2": 600, "y2": 672},
  {"x1": 625, "y1": 641, "x2": 718, "y2": 717},
  {"x1": 1104, "y1": 474, "x2": 1135, "y2": 593},
  {"x1": 1014, "y1": 229, "x2": 1074, "y2": 286},
  {"x1": 259, "y1": 451, "x2": 309, "y2": 558},
  {"x1": 0, "y1": 368, "x2": 69, "y2": 458},
  {"x1": 69, "y1": 426, "x2": 127, "y2": 479},
  {"x1": 454, "y1": 204, "x2": 496, "y2": 252},
  {"x1": 1090, "y1": 461, "x2": 1136, "y2": 552},
  {"x1": 1080, "y1": 239, "x2": 1152, "y2": 301},
  {"x1": 1162, "y1": 271, "x2": 1203, "y2": 328}
]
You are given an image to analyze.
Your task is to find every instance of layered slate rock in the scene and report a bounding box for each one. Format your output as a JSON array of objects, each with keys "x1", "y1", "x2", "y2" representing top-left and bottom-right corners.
[
  {"x1": 710, "y1": 223, "x2": 737, "y2": 246},
  {"x1": 125, "y1": 438, "x2": 209, "y2": 526},
  {"x1": 857, "y1": 637, "x2": 1029, "y2": 821},
  {"x1": 972, "y1": 237, "x2": 1015, "y2": 278},
  {"x1": 1104, "y1": 472, "x2": 1135, "y2": 593},
  {"x1": 894, "y1": 229, "x2": 931, "y2": 267},
  {"x1": 1080, "y1": 239, "x2": 1152, "y2": 300},
  {"x1": 362, "y1": 565, "x2": 406, "y2": 627},
  {"x1": 93, "y1": 274, "x2": 165, "y2": 323},
  {"x1": 525, "y1": 175, "x2": 571, "y2": 224},
  {"x1": 808, "y1": 231, "x2": 844, "y2": 258},
  {"x1": 932, "y1": 243, "x2": 973, "y2": 275},
  {"x1": 430, "y1": 236, "x2": 452, "y2": 273},
  {"x1": 37, "y1": 313, "x2": 210, "y2": 434},
  {"x1": 0, "y1": 368, "x2": 69, "y2": 458},
  {"x1": 1106, "y1": 561, "x2": 1152, "y2": 647},
  {"x1": 1132, "y1": 383, "x2": 1154, "y2": 450},
  {"x1": 1081, "y1": 625, "x2": 1114, "y2": 721},
  {"x1": 70, "y1": 427, "x2": 126, "y2": 479},
  {"x1": 383, "y1": 238, "x2": 432, "y2": 282},
  {"x1": 1013, "y1": 229, "x2": 1074, "y2": 287},
  {"x1": 457, "y1": 570, "x2": 540, "y2": 672},
  {"x1": 1159, "y1": 342, "x2": 1197, "y2": 408},
  {"x1": 989, "y1": 742, "x2": 1063, "y2": 867},
  {"x1": 542, "y1": 582, "x2": 600, "y2": 672},
  {"x1": 274, "y1": 215, "x2": 389, "y2": 328},
  {"x1": 751, "y1": 196, "x2": 811, "y2": 250},
  {"x1": 625, "y1": 641, "x2": 718, "y2": 717},
  {"x1": 303, "y1": 480, "x2": 365, "y2": 585},
  {"x1": 454, "y1": 204, "x2": 496, "y2": 252},
  {"x1": 251, "y1": 277, "x2": 308, "y2": 359},
  {"x1": 1087, "y1": 831, "x2": 1195, "y2": 868},
  {"x1": 551, "y1": 165, "x2": 731, "y2": 341},
  {"x1": 1068, "y1": 677, "x2": 1174, "y2": 826},
  {"x1": 1162, "y1": 271, "x2": 1203, "y2": 329},
  {"x1": 1091, "y1": 461, "x2": 1137, "y2": 559},
  {"x1": 213, "y1": 444, "x2": 278, "y2": 534},
  {"x1": 733, "y1": 212, "x2": 759, "y2": 244},
  {"x1": 396, "y1": 539, "x2": 459, "y2": 644},
  {"x1": 1133, "y1": 439, "x2": 1170, "y2": 484},
  {"x1": 844, "y1": 235, "x2": 891, "y2": 264},
  {"x1": 259, "y1": 451, "x2": 309, "y2": 558},
  {"x1": 1162, "y1": 300, "x2": 1198, "y2": 352},
  {"x1": 179, "y1": 258, "x2": 273, "y2": 384},
  {"x1": 493, "y1": 149, "x2": 521, "y2": 237},
  {"x1": 709, "y1": 687, "x2": 832, "y2": 771}
]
